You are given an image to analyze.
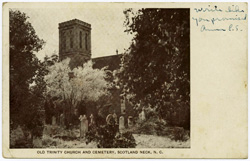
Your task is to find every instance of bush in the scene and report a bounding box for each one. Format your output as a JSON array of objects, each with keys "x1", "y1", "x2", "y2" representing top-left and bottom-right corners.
[
  {"x1": 170, "y1": 127, "x2": 188, "y2": 142},
  {"x1": 113, "y1": 132, "x2": 136, "y2": 148},
  {"x1": 164, "y1": 102, "x2": 190, "y2": 130},
  {"x1": 134, "y1": 119, "x2": 157, "y2": 135},
  {"x1": 133, "y1": 114, "x2": 190, "y2": 142},
  {"x1": 42, "y1": 135, "x2": 61, "y2": 147},
  {"x1": 10, "y1": 126, "x2": 33, "y2": 148},
  {"x1": 133, "y1": 116, "x2": 169, "y2": 136},
  {"x1": 85, "y1": 118, "x2": 136, "y2": 148}
]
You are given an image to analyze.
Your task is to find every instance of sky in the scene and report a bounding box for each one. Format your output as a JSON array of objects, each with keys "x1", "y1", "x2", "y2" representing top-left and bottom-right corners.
[{"x1": 17, "y1": 8, "x2": 134, "y2": 60}]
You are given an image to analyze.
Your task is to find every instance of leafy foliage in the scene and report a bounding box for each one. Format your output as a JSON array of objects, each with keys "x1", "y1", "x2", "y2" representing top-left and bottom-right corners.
[
  {"x1": 113, "y1": 132, "x2": 137, "y2": 148},
  {"x1": 44, "y1": 59, "x2": 111, "y2": 124},
  {"x1": 86, "y1": 118, "x2": 136, "y2": 148},
  {"x1": 133, "y1": 113, "x2": 168, "y2": 136},
  {"x1": 10, "y1": 9, "x2": 46, "y2": 137},
  {"x1": 133, "y1": 115, "x2": 189, "y2": 142},
  {"x1": 118, "y1": 9, "x2": 190, "y2": 127},
  {"x1": 170, "y1": 127, "x2": 189, "y2": 142}
]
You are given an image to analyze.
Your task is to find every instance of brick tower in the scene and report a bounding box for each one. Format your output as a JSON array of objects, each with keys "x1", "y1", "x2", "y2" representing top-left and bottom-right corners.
[{"x1": 59, "y1": 19, "x2": 91, "y2": 66}]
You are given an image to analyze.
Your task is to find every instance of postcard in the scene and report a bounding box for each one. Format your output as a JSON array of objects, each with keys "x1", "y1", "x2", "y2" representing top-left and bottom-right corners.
[{"x1": 2, "y1": 2, "x2": 248, "y2": 158}]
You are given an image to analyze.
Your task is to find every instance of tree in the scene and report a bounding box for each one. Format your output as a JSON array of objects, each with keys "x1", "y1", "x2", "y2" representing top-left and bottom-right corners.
[
  {"x1": 10, "y1": 9, "x2": 45, "y2": 130},
  {"x1": 44, "y1": 59, "x2": 111, "y2": 124},
  {"x1": 117, "y1": 9, "x2": 190, "y2": 128},
  {"x1": 32, "y1": 54, "x2": 59, "y2": 125}
]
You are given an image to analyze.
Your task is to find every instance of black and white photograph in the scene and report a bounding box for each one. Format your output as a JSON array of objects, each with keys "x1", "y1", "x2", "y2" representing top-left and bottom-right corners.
[
  {"x1": 2, "y1": 2, "x2": 249, "y2": 159},
  {"x1": 9, "y1": 6, "x2": 190, "y2": 149}
]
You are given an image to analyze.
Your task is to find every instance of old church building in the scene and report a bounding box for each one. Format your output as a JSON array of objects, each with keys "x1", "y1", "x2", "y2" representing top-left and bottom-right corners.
[{"x1": 58, "y1": 19, "x2": 133, "y2": 124}]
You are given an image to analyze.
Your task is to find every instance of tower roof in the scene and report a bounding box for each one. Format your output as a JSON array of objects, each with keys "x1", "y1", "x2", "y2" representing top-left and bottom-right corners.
[{"x1": 58, "y1": 19, "x2": 91, "y2": 29}]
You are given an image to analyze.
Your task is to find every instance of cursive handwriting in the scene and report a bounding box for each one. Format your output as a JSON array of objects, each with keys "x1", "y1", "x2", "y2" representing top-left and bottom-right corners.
[
  {"x1": 192, "y1": 14, "x2": 247, "y2": 26},
  {"x1": 226, "y1": 5, "x2": 244, "y2": 13},
  {"x1": 200, "y1": 25, "x2": 226, "y2": 32},
  {"x1": 194, "y1": 5, "x2": 223, "y2": 13},
  {"x1": 193, "y1": 5, "x2": 246, "y2": 32}
]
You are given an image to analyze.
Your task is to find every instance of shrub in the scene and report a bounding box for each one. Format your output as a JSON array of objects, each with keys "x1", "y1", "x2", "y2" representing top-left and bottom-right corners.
[
  {"x1": 113, "y1": 131, "x2": 136, "y2": 148},
  {"x1": 170, "y1": 127, "x2": 188, "y2": 142},
  {"x1": 42, "y1": 135, "x2": 61, "y2": 147},
  {"x1": 10, "y1": 126, "x2": 33, "y2": 148},
  {"x1": 133, "y1": 116, "x2": 169, "y2": 136},
  {"x1": 85, "y1": 118, "x2": 136, "y2": 148},
  {"x1": 134, "y1": 118, "x2": 157, "y2": 135},
  {"x1": 164, "y1": 102, "x2": 190, "y2": 130}
]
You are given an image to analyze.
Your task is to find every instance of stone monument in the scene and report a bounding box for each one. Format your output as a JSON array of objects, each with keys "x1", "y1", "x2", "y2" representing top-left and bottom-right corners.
[
  {"x1": 141, "y1": 107, "x2": 146, "y2": 121},
  {"x1": 119, "y1": 116, "x2": 125, "y2": 131},
  {"x1": 60, "y1": 113, "x2": 65, "y2": 127},
  {"x1": 128, "y1": 116, "x2": 133, "y2": 128},
  {"x1": 79, "y1": 115, "x2": 88, "y2": 138},
  {"x1": 113, "y1": 112, "x2": 118, "y2": 125},
  {"x1": 52, "y1": 116, "x2": 56, "y2": 126}
]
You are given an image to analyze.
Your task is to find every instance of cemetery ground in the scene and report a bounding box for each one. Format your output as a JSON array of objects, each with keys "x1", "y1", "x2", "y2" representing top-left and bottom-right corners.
[{"x1": 11, "y1": 123, "x2": 190, "y2": 148}]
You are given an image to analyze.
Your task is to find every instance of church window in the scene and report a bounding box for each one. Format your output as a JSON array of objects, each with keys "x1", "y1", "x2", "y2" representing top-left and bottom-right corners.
[
  {"x1": 85, "y1": 33, "x2": 88, "y2": 50},
  {"x1": 62, "y1": 32, "x2": 66, "y2": 50},
  {"x1": 79, "y1": 31, "x2": 82, "y2": 48},
  {"x1": 70, "y1": 31, "x2": 73, "y2": 48}
]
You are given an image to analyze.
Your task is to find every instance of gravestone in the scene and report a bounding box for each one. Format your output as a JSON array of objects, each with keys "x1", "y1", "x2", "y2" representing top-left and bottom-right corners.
[
  {"x1": 119, "y1": 116, "x2": 125, "y2": 131},
  {"x1": 52, "y1": 116, "x2": 56, "y2": 126},
  {"x1": 33, "y1": 137, "x2": 42, "y2": 148},
  {"x1": 106, "y1": 114, "x2": 114, "y2": 125},
  {"x1": 128, "y1": 116, "x2": 133, "y2": 128},
  {"x1": 74, "y1": 109, "x2": 78, "y2": 116},
  {"x1": 79, "y1": 115, "x2": 88, "y2": 138},
  {"x1": 141, "y1": 107, "x2": 146, "y2": 121},
  {"x1": 44, "y1": 125, "x2": 51, "y2": 136},
  {"x1": 139, "y1": 113, "x2": 142, "y2": 121},
  {"x1": 89, "y1": 114, "x2": 95, "y2": 127},
  {"x1": 121, "y1": 98, "x2": 126, "y2": 114},
  {"x1": 60, "y1": 113, "x2": 65, "y2": 127},
  {"x1": 113, "y1": 112, "x2": 118, "y2": 125}
]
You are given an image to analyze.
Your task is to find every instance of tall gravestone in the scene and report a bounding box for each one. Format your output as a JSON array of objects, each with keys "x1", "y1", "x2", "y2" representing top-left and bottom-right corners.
[
  {"x1": 128, "y1": 116, "x2": 133, "y2": 128},
  {"x1": 89, "y1": 114, "x2": 95, "y2": 127},
  {"x1": 60, "y1": 113, "x2": 65, "y2": 127},
  {"x1": 79, "y1": 115, "x2": 88, "y2": 138},
  {"x1": 141, "y1": 107, "x2": 146, "y2": 121},
  {"x1": 119, "y1": 116, "x2": 125, "y2": 132},
  {"x1": 113, "y1": 112, "x2": 118, "y2": 125},
  {"x1": 52, "y1": 116, "x2": 56, "y2": 126},
  {"x1": 121, "y1": 99, "x2": 126, "y2": 114}
]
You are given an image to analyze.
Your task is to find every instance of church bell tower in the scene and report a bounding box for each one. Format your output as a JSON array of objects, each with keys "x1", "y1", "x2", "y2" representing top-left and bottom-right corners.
[{"x1": 59, "y1": 19, "x2": 91, "y2": 65}]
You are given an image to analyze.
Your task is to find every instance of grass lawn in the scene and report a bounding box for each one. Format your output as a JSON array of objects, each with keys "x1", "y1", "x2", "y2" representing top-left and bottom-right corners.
[{"x1": 40, "y1": 125, "x2": 190, "y2": 148}]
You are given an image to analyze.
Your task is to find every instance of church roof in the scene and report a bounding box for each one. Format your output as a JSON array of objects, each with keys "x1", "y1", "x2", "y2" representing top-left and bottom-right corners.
[{"x1": 92, "y1": 54, "x2": 122, "y2": 71}]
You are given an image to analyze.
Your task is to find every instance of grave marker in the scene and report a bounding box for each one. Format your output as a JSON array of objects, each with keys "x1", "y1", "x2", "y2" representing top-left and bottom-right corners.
[
  {"x1": 128, "y1": 116, "x2": 133, "y2": 128},
  {"x1": 89, "y1": 114, "x2": 95, "y2": 127},
  {"x1": 52, "y1": 116, "x2": 56, "y2": 126},
  {"x1": 79, "y1": 115, "x2": 88, "y2": 138},
  {"x1": 113, "y1": 112, "x2": 118, "y2": 125},
  {"x1": 141, "y1": 107, "x2": 146, "y2": 121},
  {"x1": 119, "y1": 116, "x2": 125, "y2": 131},
  {"x1": 60, "y1": 113, "x2": 64, "y2": 127}
]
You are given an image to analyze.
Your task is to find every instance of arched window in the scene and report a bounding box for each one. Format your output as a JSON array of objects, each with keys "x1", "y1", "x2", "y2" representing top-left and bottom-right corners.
[
  {"x1": 70, "y1": 31, "x2": 73, "y2": 48},
  {"x1": 85, "y1": 33, "x2": 88, "y2": 50},
  {"x1": 79, "y1": 31, "x2": 82, "y2": 48},
  {"x1": 62, "y1": 32, "x2": 66, "y2": 50}
]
